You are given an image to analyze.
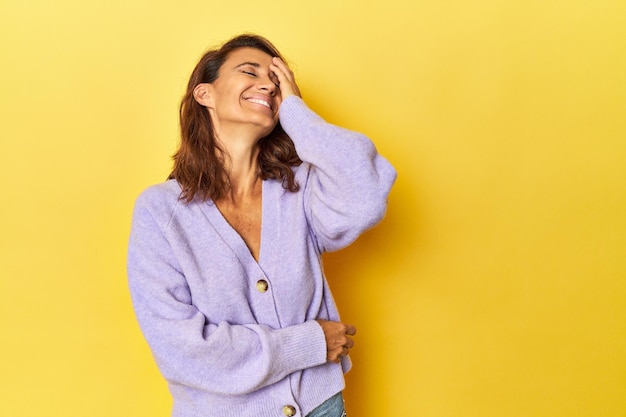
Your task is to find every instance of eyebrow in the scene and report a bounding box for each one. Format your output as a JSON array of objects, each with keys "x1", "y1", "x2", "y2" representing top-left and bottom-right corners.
[{"x1": 234, "y1": 62, "x2": 261, "y2": 69}]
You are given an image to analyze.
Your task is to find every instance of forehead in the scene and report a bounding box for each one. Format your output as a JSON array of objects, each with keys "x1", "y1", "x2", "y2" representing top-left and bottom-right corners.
[{"x1": 224, "y1": 47, "x2": 274, "y2": 67}]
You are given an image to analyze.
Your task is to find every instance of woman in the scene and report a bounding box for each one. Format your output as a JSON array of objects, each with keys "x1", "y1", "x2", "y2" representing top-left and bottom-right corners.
[{"x1": 127, "y1": 34, "x2": 396, "y2": 417}]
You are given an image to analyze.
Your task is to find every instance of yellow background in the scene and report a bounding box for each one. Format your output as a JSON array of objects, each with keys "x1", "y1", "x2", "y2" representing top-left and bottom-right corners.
[{"x1": 1, "y1": 0, "x2": 625, "y2": 416}]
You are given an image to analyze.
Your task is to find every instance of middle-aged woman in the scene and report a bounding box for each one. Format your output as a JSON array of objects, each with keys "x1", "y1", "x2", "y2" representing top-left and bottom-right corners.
[{"x1": 127, "y1": 34, "x2": 396, "y2": 417}]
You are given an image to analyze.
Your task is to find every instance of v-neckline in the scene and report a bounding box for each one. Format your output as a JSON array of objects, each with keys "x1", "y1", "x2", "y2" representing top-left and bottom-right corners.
[{"x1": 204, "y1": 180, "x2": 266, "y2": 268}]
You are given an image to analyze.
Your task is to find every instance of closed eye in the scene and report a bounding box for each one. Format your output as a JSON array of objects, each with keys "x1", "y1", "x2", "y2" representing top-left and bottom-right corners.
[{"x1": 237, "y1": 64, "x2": 279, "y2": 88}]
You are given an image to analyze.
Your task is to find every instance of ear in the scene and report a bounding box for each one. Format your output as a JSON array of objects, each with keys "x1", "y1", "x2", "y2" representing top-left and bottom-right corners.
[{"x1": 193, "y1": 83, "x2": 214, "y2": 108}]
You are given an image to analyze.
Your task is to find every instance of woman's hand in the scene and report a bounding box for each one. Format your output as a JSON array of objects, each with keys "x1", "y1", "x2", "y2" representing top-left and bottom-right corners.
[
  {"x1": 316, "y1": 319, "x2": 357, "y2": 364},
  {"x1": 270, "y1": 57, "x2": 301, "y2": 99}
]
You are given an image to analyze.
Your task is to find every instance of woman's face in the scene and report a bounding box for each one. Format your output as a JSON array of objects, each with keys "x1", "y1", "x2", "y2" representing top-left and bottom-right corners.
[{"x1": 204, "y1": 47, "x2": 282, "y2": 138}]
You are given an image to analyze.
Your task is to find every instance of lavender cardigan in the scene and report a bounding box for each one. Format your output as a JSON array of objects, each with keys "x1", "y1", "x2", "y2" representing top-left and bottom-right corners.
[{"x1": 127, "y1": 96, "x2": 396, "y2": 417}]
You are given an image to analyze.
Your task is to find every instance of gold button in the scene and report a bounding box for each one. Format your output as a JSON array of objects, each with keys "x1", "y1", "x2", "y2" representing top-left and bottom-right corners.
[
  {"x1": 282, "y1": 405, "x2": 296, "y2": 416},
  {"x1": 256, "y1": 279, "x2": 269, "y2": 293}
]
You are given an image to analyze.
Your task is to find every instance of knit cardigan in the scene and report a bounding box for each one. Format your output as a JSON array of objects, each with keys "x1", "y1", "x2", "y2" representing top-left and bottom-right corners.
[{"x1": 127, "y1": 96, "x2": 396, "y2": 417}]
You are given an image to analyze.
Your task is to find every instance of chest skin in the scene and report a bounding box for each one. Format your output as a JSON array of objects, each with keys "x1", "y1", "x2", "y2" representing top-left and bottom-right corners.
[{"x1": 215, "y1": 190, "x2": 262, "y2": 262}]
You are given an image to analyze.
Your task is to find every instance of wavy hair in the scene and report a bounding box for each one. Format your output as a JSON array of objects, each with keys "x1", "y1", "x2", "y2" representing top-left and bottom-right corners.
[{"x1": 170, "y1": 34, "x2": 301, "y2": 203}]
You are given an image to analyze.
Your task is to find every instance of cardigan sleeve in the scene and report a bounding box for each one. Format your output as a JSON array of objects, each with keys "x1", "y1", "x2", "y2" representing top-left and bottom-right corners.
[
  {"x1": 279, "y1": 96, "x2": 397, "y2": 253},
  {"x1": 127, "y1": 192, "x2": 328, "y2": 395}
]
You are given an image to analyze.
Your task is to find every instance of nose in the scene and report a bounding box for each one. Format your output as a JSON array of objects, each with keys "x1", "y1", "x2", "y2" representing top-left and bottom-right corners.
[{"x1": 258, "y1": 76, "x2": 277, "y2": 96}]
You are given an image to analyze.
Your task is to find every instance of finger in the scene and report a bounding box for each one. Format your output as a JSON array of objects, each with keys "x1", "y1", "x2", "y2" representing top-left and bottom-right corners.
[
  {"x1": 270, "y1": 66, "x2": 300, "y2": 98},
  {"x1": 269, "y1": 64, "x2": 289, "y2": 90},
  {"x1": 271, "y1": 61, "x2": 297, "y2": 91},
  {"x1": 271, "y1": 56, "x2": 293, "y2": 77},
  {"x1": 330, "y1": 348, "x2": 348, "y2": 363},
  {"x1": 269, "y1": 63, "x2": 292, "y2": 85},
  {"x1": 345, "y1": 324, "x2": 357, "y2": 336},
  {"x1": 344, "y1": 337, "x2": 354, "y2": 349}
]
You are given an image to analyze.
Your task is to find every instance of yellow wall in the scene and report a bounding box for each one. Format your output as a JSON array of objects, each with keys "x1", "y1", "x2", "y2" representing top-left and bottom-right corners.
[{"x1": 1, "y1": 0, "x2": 624, "y2": 416}]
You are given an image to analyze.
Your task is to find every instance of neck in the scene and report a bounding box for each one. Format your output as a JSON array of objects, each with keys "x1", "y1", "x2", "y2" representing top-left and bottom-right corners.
[
  {"x1": 216, "y1": 131, "x2": 262, "y2": 203},
  {"x1": 225, "y1": 159, "x2": 261, "y2": 203}
]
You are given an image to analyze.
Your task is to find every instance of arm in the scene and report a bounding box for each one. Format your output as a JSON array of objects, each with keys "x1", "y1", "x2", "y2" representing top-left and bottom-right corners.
[
  {"x1": 271, "y1": 57, "x2": 396, "y2": 253},
  {"x1": 280, "y1": 96, "x2": 397, "y2": 252},
  {"x1": 127, "y1": 193, "x2": 327, "y2": 395}
]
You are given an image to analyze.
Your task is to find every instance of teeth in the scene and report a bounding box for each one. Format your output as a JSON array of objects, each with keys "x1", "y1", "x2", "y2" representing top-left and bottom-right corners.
[{"x1": 248, "y1": 98, "x2": 271, "y2": 109}]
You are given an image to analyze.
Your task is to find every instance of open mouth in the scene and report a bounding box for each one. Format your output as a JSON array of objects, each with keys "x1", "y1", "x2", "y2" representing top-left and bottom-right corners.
[{"x1": 245, "y1": 97, "x2": 273, "y2": 111}]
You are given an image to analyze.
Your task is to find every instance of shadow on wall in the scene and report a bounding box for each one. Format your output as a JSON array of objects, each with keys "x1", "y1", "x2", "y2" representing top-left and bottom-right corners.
[{"x1": 322, "y1": 173, "x2": 421, "y2": 414}]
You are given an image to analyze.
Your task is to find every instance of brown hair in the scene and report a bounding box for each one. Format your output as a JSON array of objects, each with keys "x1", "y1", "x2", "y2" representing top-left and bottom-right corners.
[{"x1": 170, "y1": 34, "x2": 301, "y2": 203}]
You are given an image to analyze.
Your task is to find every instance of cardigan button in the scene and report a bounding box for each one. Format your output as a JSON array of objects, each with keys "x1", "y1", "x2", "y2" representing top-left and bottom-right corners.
[
  {"x1": 282, "y1": 405, "x2": 297, "y2": 416},
  {"x1": 256, "y1": 279, "x2": 269, "y2": 293}
]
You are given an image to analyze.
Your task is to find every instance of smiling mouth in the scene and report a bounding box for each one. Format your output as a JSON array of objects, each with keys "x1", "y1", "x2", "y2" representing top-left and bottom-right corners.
[{"x1": 246, "y1": 98, "x2": 272, "y2": 110}]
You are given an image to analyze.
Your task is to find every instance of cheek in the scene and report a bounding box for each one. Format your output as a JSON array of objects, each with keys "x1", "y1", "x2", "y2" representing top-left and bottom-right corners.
[{"x1": 274, "y1": 97, "x2": 283, "y2": 114}]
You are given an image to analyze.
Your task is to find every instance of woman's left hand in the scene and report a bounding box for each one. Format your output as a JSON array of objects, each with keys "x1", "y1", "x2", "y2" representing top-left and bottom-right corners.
[
  {"x1": 316, "y1": 319, "x2": 357, "y2": 364},
  {"x1": 271, "y1": 57, "x2": 301, "y2": 99}
]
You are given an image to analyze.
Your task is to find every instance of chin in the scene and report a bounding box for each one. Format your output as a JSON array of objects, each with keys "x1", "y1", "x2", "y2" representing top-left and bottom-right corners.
[
  {"x1": 256, "y1": 119, "x2": 279, "y2": 137},
  {"x1": 258, "y1": 127, "x2": 276, "y2": 139}
]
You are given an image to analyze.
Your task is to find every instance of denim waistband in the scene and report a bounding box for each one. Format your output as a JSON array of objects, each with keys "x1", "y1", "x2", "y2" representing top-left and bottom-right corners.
[{"x1": 306, "y1": 391, "x2": 345, "y2": 417}]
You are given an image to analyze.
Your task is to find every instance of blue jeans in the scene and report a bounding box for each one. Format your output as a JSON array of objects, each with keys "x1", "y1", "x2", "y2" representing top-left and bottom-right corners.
[{"x1": 306, "y1": 392, "x2": 346, "y2": 417}]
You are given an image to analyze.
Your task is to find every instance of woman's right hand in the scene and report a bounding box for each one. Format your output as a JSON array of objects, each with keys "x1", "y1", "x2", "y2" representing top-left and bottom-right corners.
[
  {"x1": 316, "y1": 319, "x2": 357, "y2": 363},
  {"x1": 270, "y1": 57, "x2": 301, "y2": 99}
]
